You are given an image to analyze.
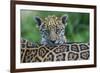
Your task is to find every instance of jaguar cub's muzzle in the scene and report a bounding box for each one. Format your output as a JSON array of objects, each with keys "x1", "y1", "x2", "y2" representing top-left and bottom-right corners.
[{"x1": 49, "y1": 30, "x2": 59, "y2": 43}]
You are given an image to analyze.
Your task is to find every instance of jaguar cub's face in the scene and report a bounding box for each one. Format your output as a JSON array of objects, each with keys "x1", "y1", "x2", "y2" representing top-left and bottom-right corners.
[{"x1": 34, "y1": 15, "x2": 67, "y2": 45}]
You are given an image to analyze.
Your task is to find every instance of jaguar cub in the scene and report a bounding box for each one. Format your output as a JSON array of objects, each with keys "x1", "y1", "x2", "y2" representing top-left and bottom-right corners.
[{"x1": 34, "y1": 15, "x2": 68, "y2": 46}]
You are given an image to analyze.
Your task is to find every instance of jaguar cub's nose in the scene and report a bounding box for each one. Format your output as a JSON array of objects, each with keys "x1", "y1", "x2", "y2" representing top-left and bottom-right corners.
[{"x1": 51, "y1": 40, "x2": 55, "y2": 43}]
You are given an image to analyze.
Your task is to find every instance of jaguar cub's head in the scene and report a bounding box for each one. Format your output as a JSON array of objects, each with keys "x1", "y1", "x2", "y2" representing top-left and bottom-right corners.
[{"x1": 34, "y1": 15, "x2": 68, "y2": 45}]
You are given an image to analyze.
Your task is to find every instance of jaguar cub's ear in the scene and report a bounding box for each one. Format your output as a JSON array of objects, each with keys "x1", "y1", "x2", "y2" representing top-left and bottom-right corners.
[
  {"x1": 34, "y1": 16, "x2": 42, "y2": 26},
  {"x1": 61, "y1": 15, "x2": 68, "y2": 26}
]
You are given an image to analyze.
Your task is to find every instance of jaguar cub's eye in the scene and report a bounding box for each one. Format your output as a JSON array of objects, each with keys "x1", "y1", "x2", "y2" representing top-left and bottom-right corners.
[
  {"x1": 43, "y1": 29, "x2": 49, "y2": 34},
  {"x1": 56, "y1": 29, "x2": 60, "y2": 33},
  {"x1": 56, "y1": 29, "x2": 58, "y2": 31},
  {"x1": 44, "y1": 29, "x2": 48, "y2": 32}
]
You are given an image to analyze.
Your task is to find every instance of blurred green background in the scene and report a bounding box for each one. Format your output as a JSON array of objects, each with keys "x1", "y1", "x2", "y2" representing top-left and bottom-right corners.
[{"x1": 21, "y1": 10, "x2": 89, "y2": 43}]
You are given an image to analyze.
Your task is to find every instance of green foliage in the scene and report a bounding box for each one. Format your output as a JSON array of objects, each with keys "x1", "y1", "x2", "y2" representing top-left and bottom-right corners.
[{"x1": 21, "y1": 10, "x2": 89, "y2": 43}]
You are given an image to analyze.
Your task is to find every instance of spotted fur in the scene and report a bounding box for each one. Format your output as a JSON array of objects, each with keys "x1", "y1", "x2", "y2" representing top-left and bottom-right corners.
[{"x1": 21, "y1": 39, "x2": 90, "y2": 62}]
